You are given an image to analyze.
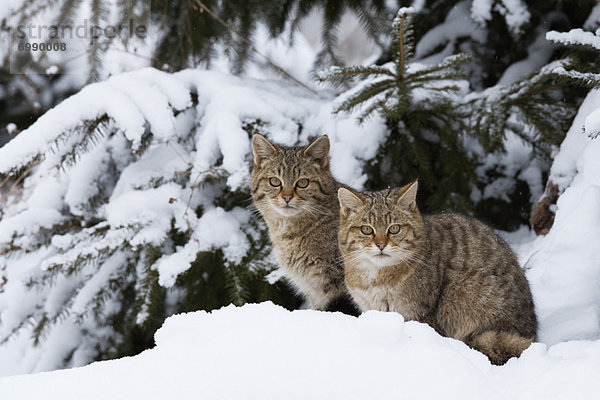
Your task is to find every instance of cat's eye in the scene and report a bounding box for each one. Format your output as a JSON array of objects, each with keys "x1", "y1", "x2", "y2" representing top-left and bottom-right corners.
[
  {"x1": 269, "y1": 177, "x2": 281, "y2": 187},
  {"x1": 296, "y1": 178, "x2": 309, "y2": 188},
  {"x1": 388, "y1": 224, "x2": 401, "y2": 235},
  {"x1": 360, "y1": 225, "x2": 373, "y2": 235}
]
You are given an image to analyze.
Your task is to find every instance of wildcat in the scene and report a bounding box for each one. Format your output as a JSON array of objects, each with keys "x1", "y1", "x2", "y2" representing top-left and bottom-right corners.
[
  {"x1": 337, "y1": 180, "x2": 537, "y2": 365},
  {"x1": 251, "y1": 134, "x2": 358, "y2": 315}
]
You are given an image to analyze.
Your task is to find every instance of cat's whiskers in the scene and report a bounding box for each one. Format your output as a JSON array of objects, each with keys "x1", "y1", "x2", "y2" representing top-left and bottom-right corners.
[
  {"x1": 247, "y1": 202, "x2": 263, "y2": 217},
  {"x1": 394, "y1": 251, "x2": 426, "y2": 268},
  {"x1": 339, "y1": 251, "x2": 364, "y2": 266},
  {"x1": 301, "y1": 202, "x2": 331, "y2": 216},
  {"x1": 399, "y1": 256, "x2": 421, "y2": 271},
  {"x1": 357, "y1": 244, "x2": 426, "y2": 269},
  {"x1": 241, "y1": 197, "x2": 256, "y2": 207},
  {"x1": 296, "y1": 203, "x2": 312, "y2": 215},
  {"x1": 248, "y1": 200, "x2": 273, "y2": 219},
  {"x1": 311, "y1": 202, "x2": 333, "y2": 214}
]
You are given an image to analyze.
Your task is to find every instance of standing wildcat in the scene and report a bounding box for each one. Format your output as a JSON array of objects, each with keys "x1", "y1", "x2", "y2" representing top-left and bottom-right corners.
[
  {"x1": 337, "y1": 180, "x2": 537, "y2": 365},
  {"x1": 251, "y1": 134, "x2": 357, "y2": 315}
]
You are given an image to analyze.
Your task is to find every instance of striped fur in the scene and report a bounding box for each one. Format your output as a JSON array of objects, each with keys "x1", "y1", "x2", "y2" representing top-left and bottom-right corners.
[
  {"x1": 251, "y1": 134, "x2": 355, "y2": 313},
  {"x1": 338, "y1": 180, "x2": 537, "y2": 365}
]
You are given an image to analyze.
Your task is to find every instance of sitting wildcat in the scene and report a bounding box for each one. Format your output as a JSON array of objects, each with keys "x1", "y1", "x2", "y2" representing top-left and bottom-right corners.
[
  {"x1": 337, "y1": 180, "x2": 537, "y2": 365},
  {"x1": 251, "y1": 134, "x2": 358, "y2": 315}
]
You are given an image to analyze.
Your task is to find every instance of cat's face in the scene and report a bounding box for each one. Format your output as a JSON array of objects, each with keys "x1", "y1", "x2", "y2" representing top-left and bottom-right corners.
[
  {"x1": 338, "y1": 181, "x2": 424, "y2": 268},
  {"x1": 251, "y1": 134, "x2": 335, "y2": 219}
]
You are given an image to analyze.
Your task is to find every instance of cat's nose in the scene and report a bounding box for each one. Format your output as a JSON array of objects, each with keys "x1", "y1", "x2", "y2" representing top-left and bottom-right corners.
[
  {"x1": 282, "y1": 194, "x2": 293, "y2": 203},
  {"x1": 376, "y1": 242, "x2": 386, "y2": 250}
]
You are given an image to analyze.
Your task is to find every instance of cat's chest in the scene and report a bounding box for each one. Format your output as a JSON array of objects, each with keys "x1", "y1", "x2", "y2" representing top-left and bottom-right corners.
[
  {"x1": 345, "y1": 265, "x2": 418, "y2": 317},
  {"x1": 350, "y1": 285, "x2": 420, "y2": 318}
]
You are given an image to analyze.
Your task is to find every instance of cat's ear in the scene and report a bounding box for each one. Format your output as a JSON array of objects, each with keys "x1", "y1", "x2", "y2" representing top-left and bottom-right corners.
[
  {"x1": 338, "y1": 187, "x2": 363, "y2": 218},
  {"x1": 395, "y1": 180, "x2": 418, "y2": 212},
  {"x1": 303, "y1": 136, "x2": 330, "y2": 168},
  {"x1": 252, "y1": 134, "x2": 278, "y2": 166}
]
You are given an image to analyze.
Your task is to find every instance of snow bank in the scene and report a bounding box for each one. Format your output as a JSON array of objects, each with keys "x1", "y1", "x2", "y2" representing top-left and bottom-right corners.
[
  {"x1": 521, "y1": 94, "x2": 600, "y2": 344},
  {"x1": 0, "y1": 302, "x2": 598, "y2": 399},
  {"x1": 507, "y1": 80, "x2": 600, "y2": 346},
  {"x1": 546, "y1": 89, "x2": 600, "y2": 192}
]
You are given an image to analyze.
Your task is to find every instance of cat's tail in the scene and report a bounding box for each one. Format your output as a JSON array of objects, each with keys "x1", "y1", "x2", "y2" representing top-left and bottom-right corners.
[{"x1": 467, "y1": 331, "x2": 534, "y2": 366}]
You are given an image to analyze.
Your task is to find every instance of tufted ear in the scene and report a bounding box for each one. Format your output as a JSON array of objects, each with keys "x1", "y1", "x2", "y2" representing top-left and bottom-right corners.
[
  {"x1": 395, "y1": 180, "x2": 418, "y2": 212},
  {"x1": 252, "y1": 134, "x2": 278, "y2": 166},
  {"x1": 338, "y1": 187, "x2": 364, "y2": 218},
  {"x1": 303, "y1": 136, "x2": 330, "y2": 168}
]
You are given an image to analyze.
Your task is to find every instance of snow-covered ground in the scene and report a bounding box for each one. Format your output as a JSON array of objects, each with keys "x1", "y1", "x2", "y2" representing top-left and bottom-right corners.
[{"x1": 0, "y1": 302, "x2": 599, "y2": 400}]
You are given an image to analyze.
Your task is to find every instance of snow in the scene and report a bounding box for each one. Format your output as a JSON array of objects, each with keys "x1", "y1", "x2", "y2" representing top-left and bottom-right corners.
[
  {"x1": 410, "y1": 0, "x2": 426, "y2": 12},
  {"x1": 584, "y1": 3, "x2": 600, "y2": 31},
  {"x1": 471, "y1": 0, "x2": 530, "y2": 34},
  {"x1": 546, "y1": 29, "x2": 600, "y2": 51},
  {"x1": 70, "y1": 252, "x2": 126, "y2": 316},
  {"x1": 45, "y1": 65, "x2": 59, "y2": 76},
  {"x1": 105, "y1": 183, "x2": 182, "y2": 245},
  {"x1": 0, "y1": 208, "x2": 64, "y2": 244},
  {"x1": 491, "y1": 68, "x2": 600, "y2": 348},
  {"x1": 497, "y1": 24, "x2": 554, "y2": 85},
  {"x1": 0, "y1": 302, "x2": 599, "y2": 399},
  {"x1": 64, "y1": 142, "x2": 111, "y2": 217},
  {"x1": 155, "y1": 206, "x2": 251, "y2": 288},
  {"x1": 6, "y1": 123, "x2": 17, "y2": 134},
  {"x1": 295, "y1": 8, "x2": 382, "y2": 69},
  {"x1": 490, "y1": 73, "x2": 600, "y2": 348},
  {"x1": 109, "y1": 143, "x2": 188, "y2": 198},
  {"x1": 471, "y1": 0, "x2": 493, "y2": 25},
  {"x1": 547, "y1": 89, "x2": 600, "y2": 192},
  {"x1": 0, "y1": 68, "x2": 191, "y2": 174},
  {"x1": 496, "y1": 0, "x2": 530, "y2": 34},
  {"x1": 477, "y1": 129, "x2": 536, "y2": 202},
  {"x1": 523, "y1": 133, "x2": 600, "y2": 345},
  {"x1": 584, "y1": 107, "x2": 600, "y2": 139},
  {"x1": 416, "y1": 1, "x2": 484, "y2": 61}
]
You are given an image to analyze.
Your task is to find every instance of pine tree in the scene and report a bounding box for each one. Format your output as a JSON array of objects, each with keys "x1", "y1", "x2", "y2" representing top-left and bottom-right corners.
[
  {"x1": 0, "y1": 69, "x2": 306, "y2": 371},
  {"x1": 320, "y1": 7, "x2": 600, "y2": 228},
  {"x1": 4, "y1": 0, "x2": 389, "y2": 81},
  {"x1": 319, "y1": 8, "x2": 474, "y2": 213}
]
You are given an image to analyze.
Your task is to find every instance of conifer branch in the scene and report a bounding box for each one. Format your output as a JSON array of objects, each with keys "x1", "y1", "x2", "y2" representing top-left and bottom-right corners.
[
  {"x1": 397, "y1": 12, "x2": 405, "y2": 80},
  {"x1": 193, "y1": 0, "x2": 317, "y2": 95}
]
